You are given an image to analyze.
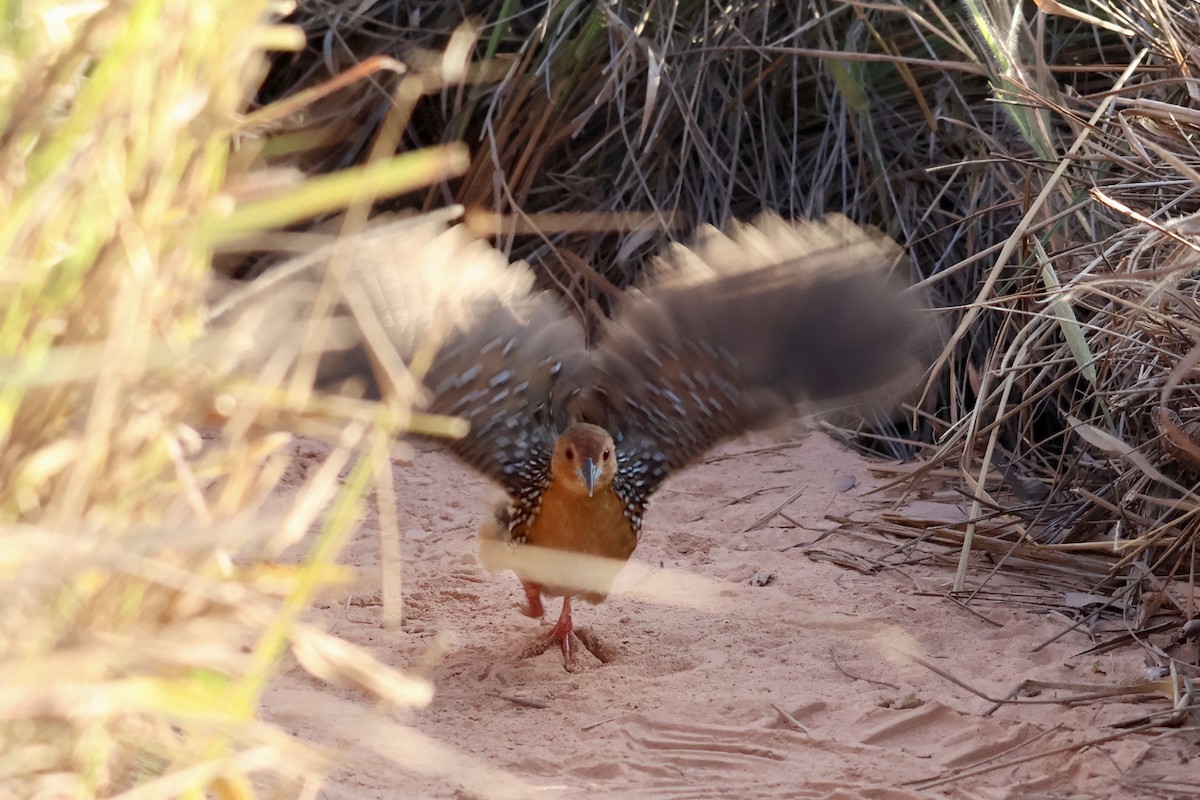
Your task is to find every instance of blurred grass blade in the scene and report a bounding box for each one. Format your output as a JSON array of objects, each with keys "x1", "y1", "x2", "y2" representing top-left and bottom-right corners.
[
  {"x1": 207, "y1": 144, "x2": 471, "y2": 242},
  {"x1": 1034, "y1": 240, "x2": 1097, "y2": 388}
]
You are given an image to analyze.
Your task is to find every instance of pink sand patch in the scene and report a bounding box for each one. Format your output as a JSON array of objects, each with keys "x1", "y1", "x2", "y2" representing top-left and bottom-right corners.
[{"x1": 261, "y1": 431, "x2": 1196, "y2": 799}]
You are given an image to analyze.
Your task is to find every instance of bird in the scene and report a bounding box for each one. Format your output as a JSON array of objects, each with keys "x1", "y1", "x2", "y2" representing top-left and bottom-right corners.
[{"x1": 216, "y1": 209, "x2": 933, "y2": 669}]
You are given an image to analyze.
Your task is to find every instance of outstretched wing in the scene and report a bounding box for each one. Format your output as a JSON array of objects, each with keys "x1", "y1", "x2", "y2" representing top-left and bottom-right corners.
[
  {"x1": 214, "y1": 211, "x2": 591, "y2": 495},
  {"x1": 339, "y1": 218, "x2": 596, "y2": 495},
  {"x1": 416, "y1": 292, "x2": 589, "y2": 494},
  {"x1": 577, "y1": 214, "x2": 933, "y2": 504}
]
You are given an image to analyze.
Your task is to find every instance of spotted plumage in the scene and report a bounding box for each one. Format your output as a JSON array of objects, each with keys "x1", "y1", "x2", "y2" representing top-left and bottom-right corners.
[{"x1": 241, "y1": 211, "x2": 933, "y2": 669}]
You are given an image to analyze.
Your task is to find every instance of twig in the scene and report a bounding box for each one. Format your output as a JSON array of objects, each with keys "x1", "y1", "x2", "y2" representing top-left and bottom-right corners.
[
  {"x1": 740, "y1": 487, "x2": 805, "y2": 533},
  {"x1": 581, "y1": 716, "x2": 617, "y2": 732},
  {"x1": 830, "y1": 647, "x2": 900, "y2": 690},
  {"x1": 772, "y1": 704, "x2": 810, "y2": 735},
  {"x1": 905, "y1": 652, "x2": 1162, "y2": 708},
  {"x1": 486, "y1": 692, "x2": 548, "y2": 709},
  {"x1": 911, "y1": 724, "x2": 1063, "y2": 785},
  {"x1": 702, "y1": 440, "x2": 807, "y2": 465},
  {"x1": 942, "y1": 592, "x2": 1005, "y2": 628},
  {"x1": 1030, "y1": 609, "x2": 1094, "y2": 653},
  {"x1": 907, "y1": 721, "x2": 1159, "y2": 790},
  {"x1": 687, "y1": 485, "x2": 786, "y2": 523}
]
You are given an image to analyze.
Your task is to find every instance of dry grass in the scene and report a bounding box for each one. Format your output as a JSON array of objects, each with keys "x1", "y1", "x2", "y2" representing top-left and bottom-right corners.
[
  {"x1": 0, "y1": 3, "x2": 458, "y2": 796},
  {"x1": 261, "y1": 0, "x2": 1199, "y2": 690},
  {"x1": 5, "y1": 0, "x2": 1200, "y2": 794}
]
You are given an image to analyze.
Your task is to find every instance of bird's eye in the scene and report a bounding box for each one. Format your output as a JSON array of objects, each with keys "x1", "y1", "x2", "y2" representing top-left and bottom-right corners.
[
  {"x1": 565, "y1": 447, "x2": 575, "y2": 461},
  {"x1": 602, "y1": 449, "x2": 611, "y2": 460}
]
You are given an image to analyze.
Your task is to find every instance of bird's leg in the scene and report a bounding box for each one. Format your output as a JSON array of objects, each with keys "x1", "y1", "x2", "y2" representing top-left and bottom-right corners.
[
  {"x1": 518, "y1": 594, "x2": 579, "y2": 669},
  {"x1": 518, "y1": 595, "x2": 610, "y2": 669},
  {"x1": 520, "y1": 580, "x2": 544, "y2": 618},
  {"x1": 546, "y1": 596, "x2": 575, "y2": 669}
]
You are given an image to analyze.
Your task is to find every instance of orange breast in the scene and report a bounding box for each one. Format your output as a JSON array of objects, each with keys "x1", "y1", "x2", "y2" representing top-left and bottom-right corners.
[{"x1": 523, "y1": 481, "x2": 638, "y2": 601}]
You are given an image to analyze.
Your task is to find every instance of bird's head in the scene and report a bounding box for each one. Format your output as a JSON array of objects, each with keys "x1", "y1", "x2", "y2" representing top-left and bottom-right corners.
[{"x1": 552, "y1": 423, "x2": 618, "y2": 497}]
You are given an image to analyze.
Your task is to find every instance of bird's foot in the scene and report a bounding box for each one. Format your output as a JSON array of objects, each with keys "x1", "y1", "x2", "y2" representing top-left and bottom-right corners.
[
  {"x1": 547, "y1": 604, "x2": 578, "y2": 670},
  {"x1": 520, "y1": 597, "x2": 612, "y2": 670},
  {"x1": 521, "y1": 614, "x2": 581, "y2": 671},
  {"x1": 519, "y1": 580, "x2": 544, "y2": 618}
]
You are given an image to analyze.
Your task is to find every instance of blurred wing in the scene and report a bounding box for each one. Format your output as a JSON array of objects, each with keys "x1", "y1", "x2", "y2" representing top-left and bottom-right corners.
[
  {"x1": 418, "y1": 292, "x2": 589, "y2": 494},
  {"x1": 213, "y1": 211, "x2": 591, "y2": 494},
  {"x1": 579, "y1": 214, "x2": 934, "y2": 500}
]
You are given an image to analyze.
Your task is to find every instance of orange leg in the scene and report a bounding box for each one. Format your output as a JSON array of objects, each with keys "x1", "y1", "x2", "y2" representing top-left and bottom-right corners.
[
  {"x1": 546, "y1": 596, "x2": 575, "y2": 667},
  {"x1": 517, "y1": 592, "x2": 598, "y2": 670},
  {"x1": 520, "y1": 580, "x2": 544, "y2": 618}
]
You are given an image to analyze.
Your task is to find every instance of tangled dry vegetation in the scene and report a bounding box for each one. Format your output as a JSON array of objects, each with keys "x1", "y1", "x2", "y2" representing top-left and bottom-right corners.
[
  {"x1": 3, "y1": 0, "x2": 1199, "y2": 796},
  {"x1": 1, "y1": 2, "x2": 449, "y2": 796},
  {"x1": 261, "y1": 0, "x2": 1200, "y2": 697}
]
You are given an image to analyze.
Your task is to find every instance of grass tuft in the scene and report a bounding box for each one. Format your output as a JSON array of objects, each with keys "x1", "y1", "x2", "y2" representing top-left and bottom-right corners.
[{"x1": 0, "y1": 2, "x2": 460, "y2": 795}]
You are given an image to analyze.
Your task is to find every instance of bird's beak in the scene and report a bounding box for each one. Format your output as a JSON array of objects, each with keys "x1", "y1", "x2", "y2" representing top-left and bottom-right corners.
[{"x1": 581, "y1": 458, "x2": 602, "y2": 497}]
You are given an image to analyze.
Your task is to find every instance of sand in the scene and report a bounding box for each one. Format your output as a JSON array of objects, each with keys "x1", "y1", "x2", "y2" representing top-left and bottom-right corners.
[{"x1": 260, "y1": 431, "x2": 1198, "y2": 799}]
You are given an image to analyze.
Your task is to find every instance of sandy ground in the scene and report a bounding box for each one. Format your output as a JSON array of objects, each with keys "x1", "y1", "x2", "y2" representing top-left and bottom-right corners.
[{"x1": 261, "y1": 431, "x2": 1199, "y2": 800}]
